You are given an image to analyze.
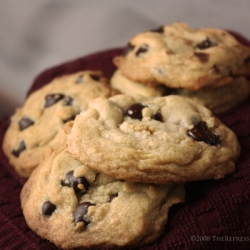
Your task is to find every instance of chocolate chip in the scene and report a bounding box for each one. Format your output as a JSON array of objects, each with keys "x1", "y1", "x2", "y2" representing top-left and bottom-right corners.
[
  {"x1": 187, "y1": 121, "x2": 221, "y2": 146},
  {"x1": 150, "y1": 26, "x2": 164, "y2": 33},
  {"x1": 44, "y1": 93, "x2": 65, "y2": 108},
  {"x1": 125, "y1": 103, "x2": 146, "y2": 120},
  {"x1": 12, "y1": 140, "x2": 26, "y2": 157},
  {"x1": 197, "y1": 38, "x2": 216, "y2": 49},
  {"x1": 42, "y1": 201, "x2": 56, "y2": 216},
  {"x1": 124, "y1": 43, "x2": 135, "y2": 56},
  {"x1": 76, "y1": 75, "x2": 84, "y2": 83},
  {"x1": 135, "y1": 44, "x2": 149, "y2": 57},
  {"x1": 193, "y1": 53, "x2": 209, "y2": 63},
  {"x1": 151, "y1": 112, "x2": 162, "y2": 121},
  {"x1": 73, "y1": 202, "x2": 95, "y2": 226},
  {"x1": 18, "y1": 117, "x2": 34, "y2": 131},
  {"x1": 90, "y1": 74, "x2": 100, "y2": 81},
  {"x1": 63, "y1": 115, "x2": 76, "y2": 123},
  {"x1": 109, "y1": 193, "x2": 118, "y2": 202},
  {"x1": 62, "y1": 170, "x2": 90, "y2": 195},
  {"x1": 63, "y1": 96, "x2": 73, "y2": 106}
]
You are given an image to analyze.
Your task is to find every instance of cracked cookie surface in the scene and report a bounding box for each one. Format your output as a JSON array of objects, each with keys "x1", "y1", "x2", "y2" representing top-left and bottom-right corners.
[
  {"x1": 2, "y1": 71, "x2": 112, "y2": 177},
  {"x1": 66, "y1": 94, "x2": 240, "y2": 184},
  {"x1": 113, "y1": 22, "x2": 250, "y2": 90},
  {"x1": 21, "y1": 147, "x2": 184, "y2": 249}
]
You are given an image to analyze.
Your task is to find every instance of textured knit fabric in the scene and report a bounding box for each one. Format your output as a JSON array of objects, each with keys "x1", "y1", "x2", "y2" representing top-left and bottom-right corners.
[{"x1": 0, "y1": 33, "x2": 250, "y2": 250}]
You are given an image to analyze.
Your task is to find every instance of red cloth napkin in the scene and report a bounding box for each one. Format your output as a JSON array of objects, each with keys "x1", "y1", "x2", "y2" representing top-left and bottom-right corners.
[{"x1": 0, "y1": 33, "x2": 250, "y2": 249}]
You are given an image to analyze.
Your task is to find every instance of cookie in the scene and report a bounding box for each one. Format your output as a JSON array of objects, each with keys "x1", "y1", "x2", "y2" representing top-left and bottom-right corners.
[
  {"x1": 21, "y1": 147, "x2": 185, "y2": 249},
  {"x1": 66, "y1": 94, "x2": 240, "y2": 184},
  {"x1": 2, "y1": 71, "x2": 112, "y2": 177},
  {"x1": 113, "y1": 22, "x2": 250, "y2": 90},
  {"x1": 110, "y1": 69, "x2": 167, "y2": 97},
  {"x1": 175, "y1": 76, "x2": 250, "y2": 114},
  {"x1": 110, "y1": 70, "x2": 250, "y2": 114}
]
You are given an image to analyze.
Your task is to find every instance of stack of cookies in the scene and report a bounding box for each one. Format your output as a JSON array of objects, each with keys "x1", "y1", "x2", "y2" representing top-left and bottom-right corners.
[
  {"x1": 2, "y1": 22, "x2": 250, "y2": 249},
  {"x1": 112, "y1": 22, "x2": 250, "y2": 114}
]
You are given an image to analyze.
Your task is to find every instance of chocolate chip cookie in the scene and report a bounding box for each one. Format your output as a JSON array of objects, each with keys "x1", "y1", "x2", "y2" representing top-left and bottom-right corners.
[
  {"x1": 113, "y1": 22, "x2": 250, "y2": 90},
  {"x1": 2, "y1": 71, "x2": 112, "y2": 177},
  {"x1": 111, "y1": 70, "x2": 250, "y2": 114},
  {"x1": 21, "y1": 147, "x2": 184, "y2": 249},
  {"x1": 110, "y1": 69, "x2": 167, "y2": 97},
  {"x1": 66, "y1": 94, "x2": 240, "y2": 184},
  {"x1": 175, "y1": 76, "x2": 250, "y2": 114}
]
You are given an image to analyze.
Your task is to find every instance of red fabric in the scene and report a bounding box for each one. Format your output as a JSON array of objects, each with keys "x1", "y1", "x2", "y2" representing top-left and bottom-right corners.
[{"x1": 0, "y1": 33, "x2": 250, "y2": 249}]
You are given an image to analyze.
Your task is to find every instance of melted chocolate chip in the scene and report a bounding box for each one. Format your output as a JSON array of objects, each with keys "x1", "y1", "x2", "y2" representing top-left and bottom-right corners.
[
  {"x1": 44, "y1": 93, "x2": 65, "y2": 108},
  {"x1": 18, "y1": 117, "x2": 34, "y2": 131},
  {"x1": 187, "y1": 121, "x2": 221, "y2": 146},
  {"x1": 90, "y1": 74, "x2": 100, "y2": 81},
  {"x1": 197, "y1": 38, "x2": 216, "y2": 49},
  {"x1": 73, "y1": 202, "x2": 95, "y2": 226},
  {"x1": 193, "y1": 53, "x2": 209, "y2": 63},
  {"x1": 109, "y1": 193, "x2": 118, "y2": 202},
  {"x1": 125, "y1": 103, "x2": 146, "y2": 120},
  {"x1": 135, "y1": 44, "x2": 149, "y2": 57},
  {"x1": 151, "y1": 112, "x2": 162, "y2": 121},
  {"x1": 63, "y1": 96, "x2": 73, "y2": 106},
  {"x1": 12, "y1": 140, "x2": 26, "y2": 157},
  {"x1": 150, "y1": 26, "x2": 164, "y2": 33},
  {"x1": 62, "y1": 170, "x2": 89, "y2": 195},
  {"x1": 42, "y1": 201, "x2": 56, "y2": 216},
  {"x1": 76, "y1": 75, "x2": 84, "y2": 83},
  {"x1": 124, "y1": 43, "x2": 135, "y2": 56}
]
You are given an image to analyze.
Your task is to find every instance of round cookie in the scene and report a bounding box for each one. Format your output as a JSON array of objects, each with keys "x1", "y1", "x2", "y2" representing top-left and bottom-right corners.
[
  {"x1": 21, "y1": 147, "x2": 185, "y2": 249},
  {"x1": 66, "y1": 94, "x2": 241, "y2": 184},
  {"x1": 2, "y1": 71, "x2": 112, "y2": 178},
  {"x1": 113, "y1": 22, "x2": 250, "y2": 90},
  {"x1": 110, "y1": 70, "x2": 250, "y2": 114}
]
